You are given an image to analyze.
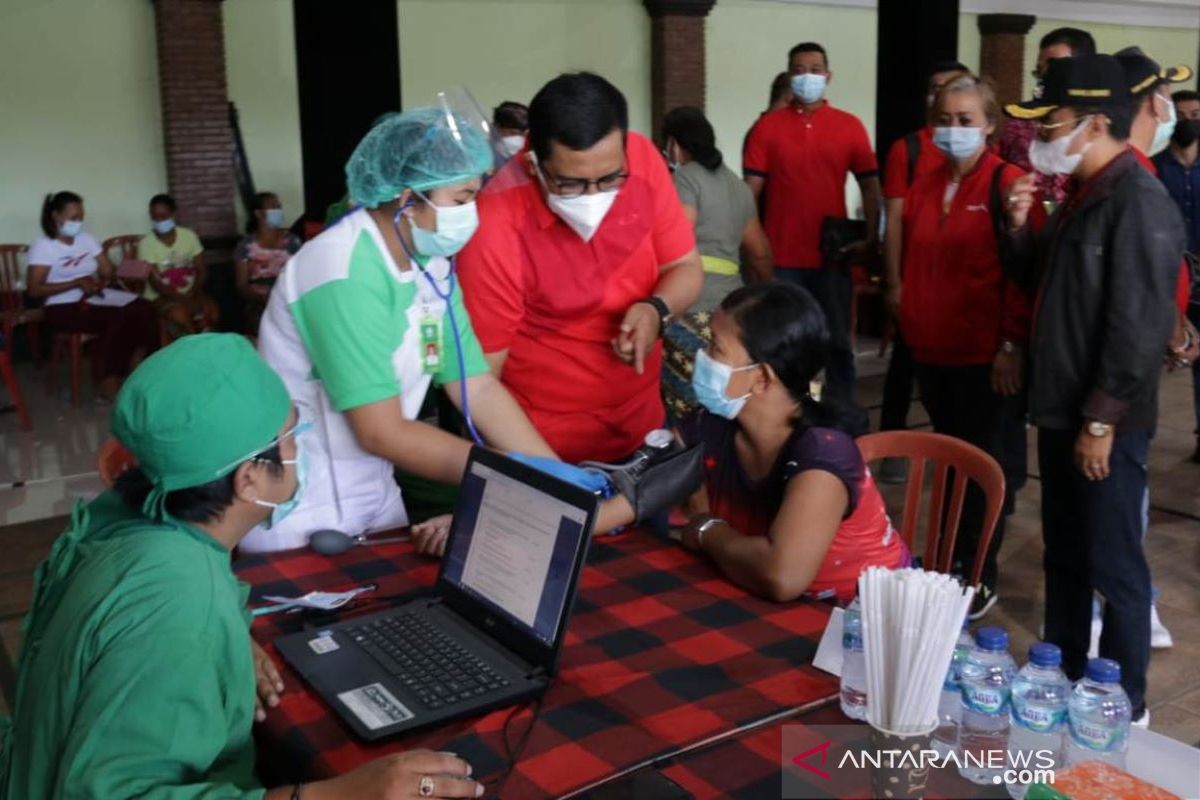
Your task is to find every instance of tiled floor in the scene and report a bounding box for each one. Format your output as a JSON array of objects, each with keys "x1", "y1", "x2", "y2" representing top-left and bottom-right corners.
[{"x1": 0, "y1": 348, "x2": 1197, "y2": 746}]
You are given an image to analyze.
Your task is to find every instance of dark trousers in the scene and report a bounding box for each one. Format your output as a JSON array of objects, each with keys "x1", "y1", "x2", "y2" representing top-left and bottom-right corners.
[
  {"x1": 776, "y1": 267, "x2": 856, "y2": 403},
  {"x1": 998, "y1": 391, "x2": 1029, "y2": 505},
  {"x1": 43, "y1": 298, "x2": 160, "y2": 381},
  {"x1": 880, "y1": 331, "x2": 914, "y2": 431},
  {"x1": 915, "y1": 363, "x2": 1006, "y2": 591},
  {"x1": 1038, "y1": 428, "x2": 1151, "y2": 715}
]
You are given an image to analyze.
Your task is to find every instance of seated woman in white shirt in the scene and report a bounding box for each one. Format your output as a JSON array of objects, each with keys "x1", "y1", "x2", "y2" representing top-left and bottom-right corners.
[{"x1": 27, "y1": 191, "x2": 161, "y2": 401}]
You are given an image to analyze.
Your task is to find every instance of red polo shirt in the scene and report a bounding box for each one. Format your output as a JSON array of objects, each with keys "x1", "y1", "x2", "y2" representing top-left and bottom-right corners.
[
  {"x1": 1132, "y1": 146, "x2": 1191, "y2": 314},
  {"x1": 883, "y1": 127, "x2": 945, "y2": 199},
  {"x1": 743, "y1": 102, "x2": 878, "y2": 268},
  {"x1": 457, "y1": 131, "x2": 695, "y2": 463},
  {"x1": 900, "y1": 151, "x2": 1031, "y2": 365}
]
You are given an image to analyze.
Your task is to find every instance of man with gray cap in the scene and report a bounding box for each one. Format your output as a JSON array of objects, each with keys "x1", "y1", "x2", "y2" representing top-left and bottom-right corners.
[{"x1": 0, "y1": 334, "x2": 484, "y2": 799}]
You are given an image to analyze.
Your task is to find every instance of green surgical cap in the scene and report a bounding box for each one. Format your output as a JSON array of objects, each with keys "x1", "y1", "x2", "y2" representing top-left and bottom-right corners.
[
  {"x1": 345, "y1": 106, "x2": 495, "y2": 207},
  {"x1": 112, "y1": 334, "x2": 291, "y2": 505}
]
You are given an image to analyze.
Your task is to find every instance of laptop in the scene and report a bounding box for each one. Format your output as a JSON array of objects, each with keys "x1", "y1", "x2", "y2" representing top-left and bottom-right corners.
[{"x1": 275, "y1": 447, "x2": 598, "y2": 741}]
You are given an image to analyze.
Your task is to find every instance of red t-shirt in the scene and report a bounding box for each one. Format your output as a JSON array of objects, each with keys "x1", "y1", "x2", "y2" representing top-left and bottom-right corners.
[
  {"x1": 457, "y1": 132, "x2": 695, "y2": 463},
  {"x1": 1132, "y1": 146, "x2": 1191, "y2": 315},
  {"x1": 900, "y1": 151, "x2": 1031, "y2": 365},
  {"x1": 883, "y1": 127, "x2": 945, "y2": 199},
  {"x1": 743, "y1": 102, "x2": 878, "y2": 268}
]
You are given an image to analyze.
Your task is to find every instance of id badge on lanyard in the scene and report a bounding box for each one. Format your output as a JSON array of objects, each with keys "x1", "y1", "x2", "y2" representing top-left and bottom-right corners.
[{"x1": 419, "y1": 305, "x2": 443, "y2": 375}]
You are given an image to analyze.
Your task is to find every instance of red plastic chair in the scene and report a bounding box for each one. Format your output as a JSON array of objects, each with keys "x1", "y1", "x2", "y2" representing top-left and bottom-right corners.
[
  {"x1": 0, "y1": 243, "x2": 43, "y2": 365},
  {"x1": 857, "y1": 430, "x2": 1005, "y2": 589},
  {"x1": 0, "y1": 348, "x2": 32, "y2": 430},
  {"x1": 98, "y1": 437, "x2": 137, "y2": 487}
]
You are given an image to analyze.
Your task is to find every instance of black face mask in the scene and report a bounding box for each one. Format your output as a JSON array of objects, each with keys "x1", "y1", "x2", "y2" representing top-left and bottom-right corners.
[{"x1": 1172, "y1": 119, "x2": 1200, "y2": 148}]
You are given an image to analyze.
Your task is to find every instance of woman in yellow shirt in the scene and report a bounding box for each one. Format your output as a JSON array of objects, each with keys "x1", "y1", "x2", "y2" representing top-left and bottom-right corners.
[{"x1": 137, "y1": 193, "x2": 219, "y2": 340}]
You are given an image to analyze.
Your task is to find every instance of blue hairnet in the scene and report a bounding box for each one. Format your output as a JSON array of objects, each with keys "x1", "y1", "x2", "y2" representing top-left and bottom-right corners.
[{"x1": 345, "y1": 106, "x2": 495, "y2": 207}]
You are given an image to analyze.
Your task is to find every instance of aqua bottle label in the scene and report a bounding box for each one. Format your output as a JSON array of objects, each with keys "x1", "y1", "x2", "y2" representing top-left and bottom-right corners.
[
  {"x1": 964, "y1": 684, "x2": 1010, "y2": 714},
  {"x1": 1012, "y1": 699, "x2": 1065, "y2": 733},
  {"x1": 1070, "y1": 717, "x2": 1125, "y2": 751}
]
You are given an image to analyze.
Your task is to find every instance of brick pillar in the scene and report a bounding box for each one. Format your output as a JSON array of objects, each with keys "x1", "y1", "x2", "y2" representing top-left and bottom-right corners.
[
  {"x1": 152, "y1": 0, "x2": 238, "y2": 242},
  {"x1": 644, "y1": 0, "x2": 717, "y2": 142},
  {"x1": 978, "y1": 14, "x2": 1037, "y2": 109}
]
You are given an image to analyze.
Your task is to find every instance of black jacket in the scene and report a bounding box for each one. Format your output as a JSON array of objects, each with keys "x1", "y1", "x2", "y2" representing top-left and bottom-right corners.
[{"x1": 1004, "y1": 150, "x2": 1185, "y2": 433}]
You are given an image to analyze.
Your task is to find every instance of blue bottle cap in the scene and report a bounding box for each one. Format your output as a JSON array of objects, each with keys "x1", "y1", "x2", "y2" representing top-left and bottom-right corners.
[
  {"x1": 975, "y1": 626, "x2": 1008, "y2": 651},
  {"x1": 1028, "y1": 642, "x2": 1062, "y2": 667},
  {"x1": 1086, "y1": 657, "x2": 1121, "y2": 683}
]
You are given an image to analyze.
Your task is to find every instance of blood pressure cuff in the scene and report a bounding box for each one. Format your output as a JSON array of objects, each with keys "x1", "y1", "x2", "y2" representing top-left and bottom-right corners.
[{"x1": 610, "y1": 443, "x2": 706, "y2": 525}]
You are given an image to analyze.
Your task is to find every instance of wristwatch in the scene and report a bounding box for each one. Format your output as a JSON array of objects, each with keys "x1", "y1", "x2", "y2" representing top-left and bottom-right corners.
[
  {"x1": 638, "y1": 295, "x2": 672, "y2": 337},
  {"x1": 1085, "y1": 420, "x2": 1113, "y2": 438}
]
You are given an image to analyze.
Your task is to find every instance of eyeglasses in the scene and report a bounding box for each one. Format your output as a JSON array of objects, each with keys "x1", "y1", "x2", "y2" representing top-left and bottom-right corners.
[
  {"x1": 540, "y1": 166, "x2": 629, "y2": 198},
  {"x1": 213, "y1": 419, "x2": 312, "y2": 478}
]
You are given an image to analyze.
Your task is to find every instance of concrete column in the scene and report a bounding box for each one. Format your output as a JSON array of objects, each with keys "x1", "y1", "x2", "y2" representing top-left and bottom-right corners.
[{"x1": 978, "y1": 14, "x2": 1037, "y2": 109}]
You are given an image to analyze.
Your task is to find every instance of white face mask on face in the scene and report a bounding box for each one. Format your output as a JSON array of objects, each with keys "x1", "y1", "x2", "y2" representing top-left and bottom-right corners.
[
  {"x1": 1028, "y1": 116, "x2": 1093, "y2": 176},
  {"x1": 501, "y1": 135, "x2": 525, "y2": 157},
  {"x1": 533, "y1": 158, "x2": 619, "y2": 242},
  {"x1": 1150, "y1": 93, "x2": 1177, "y2": 156}
]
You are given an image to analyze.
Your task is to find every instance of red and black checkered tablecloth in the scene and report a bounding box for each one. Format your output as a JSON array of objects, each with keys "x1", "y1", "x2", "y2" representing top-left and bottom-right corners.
[{"x1": 236, "y1": 529, "x2": 838, "y2": 799}]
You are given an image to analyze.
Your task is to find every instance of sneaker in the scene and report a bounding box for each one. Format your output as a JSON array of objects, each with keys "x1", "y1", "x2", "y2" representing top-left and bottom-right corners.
[
  {"x1": 1150, "y1": 603, "x2": 1174, "y2": 649},
  {"x1": 968, "y1": 586, "x2": 998, "y2": 621},
  {"x1": 1132, "y1": 709, "x2": 1151, "y2": 730},
  {"x1": 876, "y1": 457, "x2": 908, "y2": 485},
  {"x1": 1088, "y1": 616, "x2": 1102, "y2": 659}
]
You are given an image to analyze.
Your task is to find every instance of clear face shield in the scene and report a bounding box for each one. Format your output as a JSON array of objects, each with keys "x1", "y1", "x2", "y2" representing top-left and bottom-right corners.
[{"x1": 426, "y1": 86, "x2": 508, "y2": 188}]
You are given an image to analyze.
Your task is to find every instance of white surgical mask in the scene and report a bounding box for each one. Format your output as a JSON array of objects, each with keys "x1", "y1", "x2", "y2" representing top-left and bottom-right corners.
[
  {"x1": 153, "y1": 218, "x2": 176, "y2": 235},
  {"x1": 691, "y1": 349, "x2": 759, "y2": 420},
  {"x1": 932, "y1": 126, "x2": 985, "y2": 161},
  {"x1": 534, "y1": 162, "x2": 618, "y2": 242},
  {"x1": 501, "y1": 135, "x2": 525, "y2": 157},
  {"x1": 265, "y1": 208, "x2": 285, "y2": 228},
  {"x1": 1150, "y1": 93, "x2": 1177, "y2": 156},
  {"x1": 59, "y1": 220, "x2": 83, "y2": 238},
  {"x1": 790, "y1": 73, "x2": 827, "y2": 105},
  {"x1": 1028, "y1": 116, "x2": 1093, "y2": 176}
]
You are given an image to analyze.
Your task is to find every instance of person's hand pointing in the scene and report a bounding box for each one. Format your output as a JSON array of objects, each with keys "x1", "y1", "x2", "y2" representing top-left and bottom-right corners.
[{"x1": 612, "y1": 301, "x2": 661, "y2": 375}]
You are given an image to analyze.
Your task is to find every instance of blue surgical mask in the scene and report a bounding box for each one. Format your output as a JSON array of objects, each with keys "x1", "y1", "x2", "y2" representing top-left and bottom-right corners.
[
  {"x1": 1151, "y1": 93, "x2": 1177, "y2": 156},
  {"x1": 932, "y1": 126, "x2": 985, "y2": 161},
  {"x1": 153, "y1": 218, "x2": 176, "y2": 235},
  {"x1": 691, "y1": 349, "x2": 759, "y2": 420},
  {"x1": 409, "y1": 191, "x2": 479, "y2": 257},
  {"x1": 265, "y1": 208, "x2": 286, "y2": 228},
  {"x1": 60, "y1": 220, "x2": 83, "y2": 238},
  {"x1": 790, "y1": 73, "x2": 827, "y2": 105},
  {"x1": 254, "y1": 432, "x2": 307, "y2": 528}
]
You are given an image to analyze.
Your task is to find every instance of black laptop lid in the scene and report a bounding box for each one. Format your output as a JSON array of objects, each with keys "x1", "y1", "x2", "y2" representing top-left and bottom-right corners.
[{"x1": 436, "y1": 448, "x2": 598, "y2": 675}]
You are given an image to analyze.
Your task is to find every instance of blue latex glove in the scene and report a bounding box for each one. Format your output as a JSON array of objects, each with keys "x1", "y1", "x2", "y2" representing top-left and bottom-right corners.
[{"x1": 507, "y1": 453, "x2": 612, "y2": 495}]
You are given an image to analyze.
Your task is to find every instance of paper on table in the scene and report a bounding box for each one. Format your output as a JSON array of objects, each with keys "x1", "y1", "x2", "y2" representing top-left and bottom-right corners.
[
  {"x1": 85, "y1": 289, "x2": 139, "y2": 307},
  {"x1": 261, "y1": 586, "x2": 374, "y2": 610},
  {"x1": 812, "y1": 606, "x2": 845, "y2": 677}
]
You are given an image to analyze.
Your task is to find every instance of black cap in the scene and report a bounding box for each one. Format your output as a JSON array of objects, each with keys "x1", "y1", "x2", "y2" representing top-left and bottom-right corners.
[
  {"x1": 1006, "y1": 54, "x2": 1132, "y2": 120},
  {"x1": 1113, "y1": 46, "x2": 1192, "y2": 94}
]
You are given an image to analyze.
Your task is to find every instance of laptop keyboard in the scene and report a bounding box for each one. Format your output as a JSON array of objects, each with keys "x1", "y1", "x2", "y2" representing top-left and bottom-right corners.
[{"x1": 344, "y1": 612, "x2": 512, "y2": 711}]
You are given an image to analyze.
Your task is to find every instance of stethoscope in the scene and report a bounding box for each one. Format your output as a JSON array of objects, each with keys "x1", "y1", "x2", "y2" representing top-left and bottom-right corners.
[{"x1": 392, "y1": 203, "x2": 485, "y2": 446}]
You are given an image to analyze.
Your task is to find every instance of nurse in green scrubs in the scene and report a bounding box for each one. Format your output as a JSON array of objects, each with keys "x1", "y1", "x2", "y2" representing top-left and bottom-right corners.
[{"x1": 0, "y1": 335, "x2": 482, "y2": 800}]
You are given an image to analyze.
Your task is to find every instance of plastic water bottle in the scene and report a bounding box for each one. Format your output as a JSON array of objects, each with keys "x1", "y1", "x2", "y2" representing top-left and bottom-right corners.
[
  {"x1": 1007, "y1": 643, "x2": 1071, "y2": 799},
  {"x1": 840, "y1": 598, "x2": 867, "y2": 720},
  {"x1": 1065, "y1": 658, "x2": 1132, "y2": 770},
  {"x1": 958, "y1": 626, "x2": 1017, "y2": 785},
  {"x1": 933, "y1": 618, "x2": 974, "y2": 756}
]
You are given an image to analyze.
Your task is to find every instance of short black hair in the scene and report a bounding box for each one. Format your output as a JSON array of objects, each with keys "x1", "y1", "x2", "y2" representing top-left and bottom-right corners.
[
  {"x1": 528, "y1": 72, "x2": 628, "y2": 162},
  {"x1": 931, "y1": 60, "x2": 969, "y2": 76},
  {"x1": 41, "y1": 191, "x2": 82, "y2": 238},
  {"x1": 1174, "y1": 89, "x2": 1200, "y2": 104},
  {"x1": 788, "y1": 42, "x2": 828, "y2": 68},
  {"x1": 114, "y1": 443, "x2": 283, "y2": 524},
  {"x1": 769, "y1": 71, "x2": 792, "y2": 107},
  {"x1": 493, "y1": 101, "x2": 529, "y2": 132},
  {"x1": 149, "y1": 193, "x2": 176, "y2": 213},
  {"x1": 1071, "y1": 103, "x2": 1133, "y2": 141},
  {"x1": 1039, "y1": 27, "x2": 1096, "y2": 57},
  {"x1": 663, "y1": 106, "x2": 723, "y2": 171}
]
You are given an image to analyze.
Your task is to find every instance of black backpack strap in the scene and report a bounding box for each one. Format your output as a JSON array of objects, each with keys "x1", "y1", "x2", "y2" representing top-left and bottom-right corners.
[
  {"x1": 988, "y1": 162, "x2": 1007, "y2": 244},
  {"x1": 904, "y1": 132, "x2": 921, "y2": 185}
]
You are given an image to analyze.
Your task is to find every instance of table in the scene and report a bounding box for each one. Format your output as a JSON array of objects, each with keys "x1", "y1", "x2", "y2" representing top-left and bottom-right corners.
[{"x1": 237, "y1": 530, "x2": 839, "y2": 799}]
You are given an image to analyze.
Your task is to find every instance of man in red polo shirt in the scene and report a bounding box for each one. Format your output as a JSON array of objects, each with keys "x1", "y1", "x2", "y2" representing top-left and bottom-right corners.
[
  {"x1": 458, "y1": 73, "x2": 702, "y2": 464},
  {"x1": 744, "y1": 41, "x2": 881, "y2": 409}
]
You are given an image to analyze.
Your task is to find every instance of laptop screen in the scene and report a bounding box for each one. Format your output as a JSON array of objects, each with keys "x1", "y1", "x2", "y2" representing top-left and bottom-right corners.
[{"x1": 440, "y1": 459, "x2": 590, "y2": 647}]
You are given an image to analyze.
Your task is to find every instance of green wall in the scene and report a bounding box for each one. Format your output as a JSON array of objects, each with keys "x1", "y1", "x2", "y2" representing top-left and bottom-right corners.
[{"x1": 0, "y1": 0, "x2": 163, "y2": 245}]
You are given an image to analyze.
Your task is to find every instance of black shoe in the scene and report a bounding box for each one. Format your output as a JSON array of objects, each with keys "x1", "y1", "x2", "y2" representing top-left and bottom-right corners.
[{"x1": 968, "y1": 586, "x2": 998, "y2": 621}]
